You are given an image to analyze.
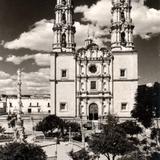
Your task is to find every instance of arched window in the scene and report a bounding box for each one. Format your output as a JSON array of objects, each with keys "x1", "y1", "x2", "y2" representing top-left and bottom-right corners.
[
  {"x1": 121, "y1": 31, "x2": 126, "y2": 46},
  {"x1": 62, "y1": 0, "x2": 66, "y2": 5},
  {"x1": 121, "y1": 11, "x2": 125, "y2": 22},
  {"x1": 62, "y1": 12, "x2": 66, "y2": 24},
  {"x1": 61, "y1": 33, "x2": 66, "y2": 47}
]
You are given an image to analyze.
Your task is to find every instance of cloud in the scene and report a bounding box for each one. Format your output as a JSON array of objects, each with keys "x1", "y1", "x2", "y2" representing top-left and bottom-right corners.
[
  {"x1": 74, "y1": 5, "x2": 88, "y2": 13},
  {"x1": 132, "y1": 2, "x2": 160, "y2": 38},
  {"x1": 34, "y1": 53, "x2": 50, "y2": 66},
  {"x1": 0, "y1": 57, "x2": 3, "y2": 61},
  {"x1": 0, "y1": 68, "x2": 50, "y2": 95},
  {"x1": 0, "y1": 72, "x2": 16, "y2": 94},
  {"x1": 6, "y1": 53, "x2": 50, "y2": 66},
  {"x1": 0, "y1": 71, "x2": 10, "y2": 79},
  {"x1": 75, "y1": 0, "x2": 111, "y2": 27},
  {"x1": 6, "y1": 55, "x2": 33, "y2": 65},
  {"x1": 0, "y1": 40, "x2": 5, "y2": 46},
  {"x1": 4, "y1": 19, "x2": 53, "y2": 52},
  {"x1": 22, "y1": 68, "x2": 50, "y2": 94}
]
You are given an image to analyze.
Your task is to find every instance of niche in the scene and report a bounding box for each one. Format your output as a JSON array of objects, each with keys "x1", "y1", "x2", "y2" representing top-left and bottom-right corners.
[
  {"x1": 62, "y1": 12, "x2": 66, "y2": 24},
  {"x1": 121, "y1": 31, "x2": 126, "y2": 46},
  {"x1": 62, "y1": 0, "x2": 66, "y2": 5},
  {"x1": 121, "y1": 11, "x2": 125, "y2": 23},
  {"x1": 61, "y1": 33, "x2": 66, "y2": 48}
]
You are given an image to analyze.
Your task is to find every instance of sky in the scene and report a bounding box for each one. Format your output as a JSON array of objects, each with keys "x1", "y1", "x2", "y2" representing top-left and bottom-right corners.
[{"x1": 0, "y1": 0, "x2": 160, "y2": 95}]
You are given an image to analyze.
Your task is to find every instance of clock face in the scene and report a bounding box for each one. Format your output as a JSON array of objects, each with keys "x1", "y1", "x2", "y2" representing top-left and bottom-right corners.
[{"x1": 89, "y1": 64, "x2": 97, "y2": 73}]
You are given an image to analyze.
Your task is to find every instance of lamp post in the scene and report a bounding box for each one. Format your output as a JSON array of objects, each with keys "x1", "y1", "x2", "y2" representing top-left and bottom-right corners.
[
  {"x1": 69, "y1": 126, "x2": 71, "y2": 143},
  {"x1": 80, "y1": 118, "x2": 85, "y2": 148},
  {"x1": 55, "y1": 137, "x2": 57, "y2": 160},
  {"x1": 55, "y1": 137, "x2": 60, "y2": 160},
  {"x1": 31, "y1": 116, "x2": 34, "y2": 137}
]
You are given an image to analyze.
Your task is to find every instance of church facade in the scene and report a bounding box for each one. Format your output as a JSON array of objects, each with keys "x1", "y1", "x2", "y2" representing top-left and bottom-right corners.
[{"x1": 50, "y1": 0, "x2": 138, "y2": 120}]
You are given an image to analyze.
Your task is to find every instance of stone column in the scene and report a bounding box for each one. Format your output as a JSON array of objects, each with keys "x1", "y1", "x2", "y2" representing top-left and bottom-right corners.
[
  {"x1": 85, "y1": 61, "x2": 88, "y2": 93},
  {"x1": 85, "y1": 99, "x2": 88, "y2": 120},
  {"x1": 14, "y1": 69, "x2": 25, "y2": 143}
]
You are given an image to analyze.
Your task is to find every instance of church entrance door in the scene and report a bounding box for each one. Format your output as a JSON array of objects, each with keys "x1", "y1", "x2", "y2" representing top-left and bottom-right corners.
[{"x1": 89, "y1": 103, "x2": 98, "y2": 120}]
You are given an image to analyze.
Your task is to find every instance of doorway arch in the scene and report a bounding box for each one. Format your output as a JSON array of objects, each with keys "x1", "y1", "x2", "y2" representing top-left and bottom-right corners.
[{"x1": 89, "y1": 103, "x2": 98, "y2": 120}]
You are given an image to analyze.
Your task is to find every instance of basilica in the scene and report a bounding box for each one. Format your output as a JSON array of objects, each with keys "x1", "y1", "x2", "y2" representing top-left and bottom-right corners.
[{"x1": 50, "y1": 0, "x2": 138, "y2": 120}]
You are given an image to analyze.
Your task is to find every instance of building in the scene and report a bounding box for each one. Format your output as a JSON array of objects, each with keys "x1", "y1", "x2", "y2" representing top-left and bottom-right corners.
[
  {"x1": 50, "y1": 0, "x2": 138, "y2": 120},
  {"x1": 6, "y1": 95, "x2": 51, "y2": 114},
  {"x1": 0, "y1": 95, "x2": 7, "y2": 115}
]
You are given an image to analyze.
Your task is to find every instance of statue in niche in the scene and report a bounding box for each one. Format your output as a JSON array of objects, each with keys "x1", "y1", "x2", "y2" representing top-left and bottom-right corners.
[
  {"x1": 121, "y1": 11, "x2": 125, "y2": 23},
  {"x1": 62, "y1": 12, "x2": 66, "y2": 24},
  {"x1": 121, "y1": 31, "x2": 126, "y2": 46},
  {"x1": 120, "y1": 0, "x2": 125, "y2": 4},
  {"x1": 62, "y1": 0, "x2": 66, "y2": 5},
  {"x1": 62, "y1": 33, "x2": 66, "y2": 48}
]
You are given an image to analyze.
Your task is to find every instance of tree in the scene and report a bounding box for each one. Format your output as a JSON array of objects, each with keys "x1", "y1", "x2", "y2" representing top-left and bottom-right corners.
[
  {"x1": 35, "y1": 115, "x2": 82, "y2": 140},
  {"x1": 131, "y1": 82, "x2": 160, "y2": 129},
  {"x1": 150, "y1": 128, "x2": 160, "y2": 146},
  {"x1": 65, "y1": 121, "x2": 81, "y2": 133},
  {"x1": 131, "y1": 82, "x2": 160, "y2": 148},
  {"x1": 69, "y1": 149, "x2": 92, "y2": 160},
  {"x1": 35, "y1": 115, "x2": 65, "y2": 137},
  {"x1": 119, "y1": 120, "x2": 142, "y2": 136},
  {"x1": 151, "y1": 152, "x2": 160, "y2": 160},
  {"x1": 117, "y1": 151, "x2": 146, "y2": 160},
  {"x1": 0, "y1": 142, "x2": 47, "y2": 160},
  {"x1": 88, "y1": 115, "x2": 137, "y2": 160}
]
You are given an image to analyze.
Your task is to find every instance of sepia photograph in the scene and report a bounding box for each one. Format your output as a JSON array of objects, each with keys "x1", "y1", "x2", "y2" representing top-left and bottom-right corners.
[{"x1": 0, "y1": 0, "x2": 159, "y2": 159}]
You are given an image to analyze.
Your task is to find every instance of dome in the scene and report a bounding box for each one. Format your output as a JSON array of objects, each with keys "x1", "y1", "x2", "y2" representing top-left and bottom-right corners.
[{"x1": 86, "y1": 43, "x2": 99, "y2": 50}]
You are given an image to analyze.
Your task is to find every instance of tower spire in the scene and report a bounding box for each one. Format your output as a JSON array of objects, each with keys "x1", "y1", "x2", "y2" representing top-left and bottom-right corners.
[
  {"x1": 85, "y1": 24, "x2": 93, "y2": 47},
  {"x1": 53, "y1": 0, "x2": 76, "y2": 52},
  {"x1": 87, "y1": 24, "x2": 90, "y2": 38},
  {"x1": 111, "y1": 0, "x2": 134, "y2": 51}
]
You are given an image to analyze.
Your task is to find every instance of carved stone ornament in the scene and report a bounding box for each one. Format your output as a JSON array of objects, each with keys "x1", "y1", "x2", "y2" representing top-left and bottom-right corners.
[
  {"x1": 62, "y1": 0, "x2": 66, "y2": 5},
  {"x1": 120, "y1": 0, "x2": 125, "y2": 4},
  {"x1": 62, "y1": 33, "x2": 66, "y2": 48},
  {"x1": 62, "y1": 12, "x2": 66, "y2": 24}
]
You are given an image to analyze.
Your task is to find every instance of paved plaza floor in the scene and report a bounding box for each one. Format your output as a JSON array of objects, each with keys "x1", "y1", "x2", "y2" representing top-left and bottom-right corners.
[{"x1": 42, "y1": 142, "x2": 81, "y2": 160}]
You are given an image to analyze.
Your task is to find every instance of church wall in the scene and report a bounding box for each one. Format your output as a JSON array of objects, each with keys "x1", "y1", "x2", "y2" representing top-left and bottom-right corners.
[
  {"x1": 113, "y1": 81, "x2": 137, "y2": 117},
  {"x1": 55, "y1": 55, "x2": 76, "y2": 117},
  {"x1": 113, "y1": 52, "x2": 138, "y2": 117},
  {"x1": 56, "y1": 82, "x2": 75, "y2": 117},
  {"x1": 113, "y1": 52, "x2": 138, "y2": 80},
  {"x1": 56, "y1": 55, "x2": 75, "y2": 80}
]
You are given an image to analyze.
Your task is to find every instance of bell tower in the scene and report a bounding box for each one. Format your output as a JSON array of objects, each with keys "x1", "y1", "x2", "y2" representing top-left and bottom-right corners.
[
  {"x1": 111, "y1": 0, "x2": 138, "y2": 117},
  {"x1": 52, "y1": 0, "x2": 76, "y2": 52},
  {"x1": 50, "y1": 0, "x2": 76, "y2": 117},
  {"x1": 111, "y1": 0, "x2": 134, "y2": 51}
]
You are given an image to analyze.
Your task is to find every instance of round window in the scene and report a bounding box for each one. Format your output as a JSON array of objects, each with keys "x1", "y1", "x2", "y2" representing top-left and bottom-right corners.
[{"x1": 89, "y1": 64, "x2": 97, "y2": 73}]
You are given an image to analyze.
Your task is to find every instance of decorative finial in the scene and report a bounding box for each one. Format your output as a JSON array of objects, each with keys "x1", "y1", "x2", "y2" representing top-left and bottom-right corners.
[
  {"x1": 87, "y1": 24, "x2": 90, "y2": 38},
  {"x1": 85, "y1": 24, "x2": 93, "y2": 47},
  {"x1": 92, "y1": 30, "x2": 95, "y2": 41}
]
